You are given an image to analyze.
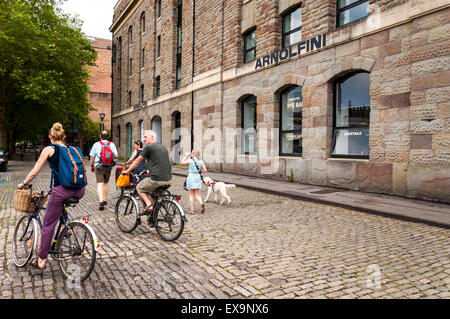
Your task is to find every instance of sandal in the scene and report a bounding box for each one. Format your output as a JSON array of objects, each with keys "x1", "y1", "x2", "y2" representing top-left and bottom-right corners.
[
  {"x1": 28, "y1": 257, "x2": 46, "y2": 270},
  {"x1": 188, "y1": 211, "x2": 196, "y2": 215},
  {"x1": 200, "y1": 203, "x2": 205, "y2": 214}
]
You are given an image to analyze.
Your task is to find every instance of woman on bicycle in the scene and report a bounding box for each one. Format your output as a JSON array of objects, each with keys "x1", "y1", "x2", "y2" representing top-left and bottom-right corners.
[
  {"x1": 126, "y1": 140, "x2": 148, "y2": 185},
  {"x1": 180, "y1": 150, "x2": 207, "y2": 215},
  {"x1": 17, "y1": 123, "x2": 85, "y2": 270}
]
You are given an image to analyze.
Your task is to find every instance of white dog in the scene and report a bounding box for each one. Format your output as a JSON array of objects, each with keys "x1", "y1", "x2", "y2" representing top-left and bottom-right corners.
[{"x1": 203, "y1": 176, "x2": 236, "y2": 205}]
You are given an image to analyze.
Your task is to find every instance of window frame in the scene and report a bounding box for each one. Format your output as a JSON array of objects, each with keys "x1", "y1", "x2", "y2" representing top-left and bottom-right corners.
[
  {"x1": 157, "y1": 35, "x2": 161, "y2": 58},
  {"x1": 279, "y1": 86, "x2": 303, "y2": 157},
  {"x1": 157, "y1": 0, "x2": 162, "y2": 18},
  {"x1": 243, "y1": 28, "x2": 256, "y2": 63},
  {"x1": 175, "y1": 0, "x2": 182, "y2": 89},
  {"x1": 336, "y1": 0, "x2": 369, "y2": 27},
  {"x1": 241, "y1": 95, "x2": 257, "y2": 155},
  {"x1": 331, "y1": 71, "x2": 370, "y2": 159},
  {"x1": 155, "y1": 76, "x2": 161, "y2": 97},
  {"x1": 282, "y1": 6, "x2": 302, "y2": 49}
]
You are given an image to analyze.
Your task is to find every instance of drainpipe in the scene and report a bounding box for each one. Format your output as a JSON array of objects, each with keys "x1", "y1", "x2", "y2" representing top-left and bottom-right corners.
[
  {"x1": 220, "y1": 0, "x2": 224, "y2": 172},
  {"x1": 191, "y1": 0, "x2": 196, "y2": 151}
]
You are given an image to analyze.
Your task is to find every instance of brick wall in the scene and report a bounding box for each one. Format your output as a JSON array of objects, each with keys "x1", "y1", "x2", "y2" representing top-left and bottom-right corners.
[{"x1": 111, "y1": 0, "x2": 450, "y2": 202}]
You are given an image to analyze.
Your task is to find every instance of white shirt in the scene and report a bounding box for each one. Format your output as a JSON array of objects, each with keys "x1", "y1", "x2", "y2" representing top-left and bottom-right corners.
[{"x1": 89, "y1": 140, "x2": 118, "y2": 167}]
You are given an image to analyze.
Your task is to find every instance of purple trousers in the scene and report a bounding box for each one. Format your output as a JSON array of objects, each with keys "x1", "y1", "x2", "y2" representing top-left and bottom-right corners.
[{"x1": 38, "y1": 185, "x2": 85, "y2": 259}]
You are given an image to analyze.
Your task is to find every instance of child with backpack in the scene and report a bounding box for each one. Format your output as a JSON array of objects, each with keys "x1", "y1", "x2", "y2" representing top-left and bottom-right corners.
[
  {"x1": 89, "y1": 130, "x2": 118, "y2": 210},
  {"x1": 17, "y1": 123, "x2": 87, "y2": 270}
]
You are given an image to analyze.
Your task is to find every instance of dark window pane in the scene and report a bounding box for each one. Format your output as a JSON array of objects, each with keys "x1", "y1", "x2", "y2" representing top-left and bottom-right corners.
[
  {"x1": 336, "y1": 72, "x2": 370, "y2": 128},
  {"x1": 338, "y1": 1, "x2": 369, "y2": 25},
  {"x1": 283, "y1": 30, "x2": 301, "y2": 47},
  {"x1": 331, "y1": 128, "x2": 369, "y2": 156},
  {"x1": 245, "y1": 30, "x2": 256, "y2": 49},
  {"x1": 245, "y1": 50, "x2": 255, "y2": 62},
  {"x1": 281, "y1": 86, "x2": 302, "y2": 131},
  {"x1": 281, "y1": 133, "x2": 302, "y2": 155},
  {"x1": 283, "y1": 7, "x2": 302, "y2": 32},
  {"x1": 242, "y1": 96, "x2": 257, "y2": 154},
  {"x1": 338, "y1": 0, "x2": 361, "y2": 8}
]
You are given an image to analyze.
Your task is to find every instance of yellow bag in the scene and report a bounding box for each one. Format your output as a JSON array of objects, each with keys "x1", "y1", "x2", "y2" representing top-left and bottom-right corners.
[{"x1": 116, "y1": 166, "x2": 131, "y2": 188}]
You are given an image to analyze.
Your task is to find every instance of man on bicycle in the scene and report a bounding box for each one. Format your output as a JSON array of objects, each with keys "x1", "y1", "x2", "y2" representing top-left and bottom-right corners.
[{"x1": 124, "y1": 130, "x2": 172, "y2": 213}]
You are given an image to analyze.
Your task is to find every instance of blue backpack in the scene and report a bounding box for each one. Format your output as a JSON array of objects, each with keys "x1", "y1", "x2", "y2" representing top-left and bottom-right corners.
[{"x1": 50, "y1": 144, "x2": 88, "y2": 189}]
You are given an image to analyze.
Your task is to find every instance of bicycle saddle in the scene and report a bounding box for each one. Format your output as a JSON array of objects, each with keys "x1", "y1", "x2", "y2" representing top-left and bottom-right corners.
[{"x1": 63, "y1": 197, "x2": 79, "y2": 206}]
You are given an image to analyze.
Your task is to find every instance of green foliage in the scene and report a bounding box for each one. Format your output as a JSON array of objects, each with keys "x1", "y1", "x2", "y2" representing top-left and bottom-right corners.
[{"x1": 0, "y1": 0, "x2": 97, "y2": 148}]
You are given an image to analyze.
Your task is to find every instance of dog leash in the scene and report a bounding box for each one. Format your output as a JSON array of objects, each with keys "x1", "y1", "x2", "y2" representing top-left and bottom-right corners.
[{"x1": 192, "y1": 159, "x2": 214, "y2": 190}]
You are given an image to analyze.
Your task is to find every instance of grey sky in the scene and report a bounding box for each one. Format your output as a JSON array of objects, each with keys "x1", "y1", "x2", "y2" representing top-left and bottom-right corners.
[{"x1": 58, "y1": 0, "x2": 115, "y2": 40}]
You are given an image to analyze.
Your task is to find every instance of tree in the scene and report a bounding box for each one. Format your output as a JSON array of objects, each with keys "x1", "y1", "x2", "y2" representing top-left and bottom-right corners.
[{"x1": 0, "y1": 0, "x2": 97, "y2": 153}]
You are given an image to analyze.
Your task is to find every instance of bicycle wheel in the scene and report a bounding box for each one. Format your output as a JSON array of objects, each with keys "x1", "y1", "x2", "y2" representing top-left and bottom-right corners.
[
  {"x1": 115, "y1": 186, "x2": 124, "y2": 198},
  {"x1": 114, "y1": 195, "x2": 140, "y2": 233},
  {"x1": 12, "y1": 215, "x2": 39, "y2": 267},
  {"x1": 154, "y1": 200, "x2": 184, "y2": 241},
  {"x1": 55, "y1": 221, "x2": 96, "y2": 283}
]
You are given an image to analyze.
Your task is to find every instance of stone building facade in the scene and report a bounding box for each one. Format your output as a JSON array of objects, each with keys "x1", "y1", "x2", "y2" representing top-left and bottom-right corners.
[{"x1": 110, "y1": 0, "x2": 450, "y2": 203}]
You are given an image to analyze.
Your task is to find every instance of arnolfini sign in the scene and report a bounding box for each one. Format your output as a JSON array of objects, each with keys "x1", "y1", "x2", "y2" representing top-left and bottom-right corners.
[{"x1": 255, "y1": 33, "x2": 327, "y2": 70}]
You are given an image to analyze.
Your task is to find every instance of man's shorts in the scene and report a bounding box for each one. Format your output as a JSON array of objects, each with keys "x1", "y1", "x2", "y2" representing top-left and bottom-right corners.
[
  {"x1": 95, "y1": 166, "x2": 112, "y2": 183},
  {"x1": 137, "y1": 177, "x2": 171, "y2": 193}
]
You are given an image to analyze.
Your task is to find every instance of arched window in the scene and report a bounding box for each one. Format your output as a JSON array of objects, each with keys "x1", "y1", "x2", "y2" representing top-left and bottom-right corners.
[
  {"x1": 280, "y1": 86, "x2": 303, "y2": 156},
  {"x1": 140, "y1": 12, "x2": 146, "y2": 33},
  {"x1": 128, "y1": 26, "x2": 133, "y2": 46},
  {"x1": 331, "y1": 72, "x2": 370, "y2": 158},
  {"x1": 126, "y1": 122, "x2": 132, "y2": 159},
  {"x1": 151, "y1": 116, "x2": 162, "y2": 143},
  {"x1": 172, "y1": 112, "x2": 181, "y2": 163},
  {"x1": 282, "y1": 6, "x2": 302, "y2": 48},
  {"x1": 138, "y1": 119, "x2": 144, "y2": 142},
  {"x1": 241, "y1": 95, "x2": 257, "y2": 155}
]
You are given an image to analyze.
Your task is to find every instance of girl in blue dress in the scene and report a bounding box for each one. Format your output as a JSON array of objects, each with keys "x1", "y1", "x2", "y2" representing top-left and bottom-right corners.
[
  {"x1": 126, "y1": 140, "x2": 149, "y2": 184},
  {"x1": 180, "y1": 150, "x2": 207, "y2": 214}
]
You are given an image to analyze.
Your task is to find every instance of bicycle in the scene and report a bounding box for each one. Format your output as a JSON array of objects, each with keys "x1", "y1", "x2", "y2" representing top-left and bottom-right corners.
[
  {"x1": 114, "y1": 172, "x2": 186, "y2": 241},
  {"x1": 11, "y1": 185, "x2": 99, "y2": 283}
]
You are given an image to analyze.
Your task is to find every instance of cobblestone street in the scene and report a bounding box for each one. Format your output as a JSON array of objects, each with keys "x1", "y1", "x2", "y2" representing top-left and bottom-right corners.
[{"x1": 0, "y1": 159, "x2": 449, "y2": 299}]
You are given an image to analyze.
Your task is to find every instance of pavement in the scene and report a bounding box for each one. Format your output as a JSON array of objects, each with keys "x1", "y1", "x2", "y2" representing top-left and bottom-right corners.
[
  {"x1": 0, "y1": 155, "x2": 449, "y2": 299},
  {"x1": 171, "y1": 167, "x2": 450, "y2": 229}
]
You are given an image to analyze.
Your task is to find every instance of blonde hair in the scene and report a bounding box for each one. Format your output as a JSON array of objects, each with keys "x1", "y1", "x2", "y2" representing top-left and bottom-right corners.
[
  {"x1": 192, "y1": 149, "x2": 201, "y2": 159},
  {"x1": 49, "y1": 122, "x2": 65, "y2": 141}
]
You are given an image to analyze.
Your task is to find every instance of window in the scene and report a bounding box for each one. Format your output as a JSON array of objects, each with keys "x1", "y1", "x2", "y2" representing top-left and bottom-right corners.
[
  {"x1": 280, "y1": 86, "x2": 303, "y2": 156},
  {"x1": 128, "y1": 58, "x2": 132, "y2": 76},
  {"x1": 157, "y1": 0, "x2": 162, "y2": 18},
  {"x1": 152, "y1": 116, "x2": 162, "y2": 143},
  {"x1": 243, "y1": 28, "x2": 256, "y2": 63},
  {"x1": 140, "y1": 12, "x2": 145, "y2": 33},
  {"x1": 155, "y1": 76, "x2": 160, "y2": 97},
  {"x1": 242, "y1": 96, "x2": 257, "y2": 155},
  {"x1": 157, "y1": 35, "x2": 161, "y2": 58},
  {"x1": 139, "y1": 119, "x2": 144, "y2": 141},
  {"x1": 282, "y1": 6, "x2": 302, "y2": 48},
  {"x1": 128, "y1": 26, "x2": 132, "y2": 46},
  {"x1": 141, "y1": 48, "x2": 145, "y2": 67},
  {"x1": 128, "y1": 91, "x2": 132, "y2": 108},
  {"x1": 140, "y1": 84, "x2": 144, "y2": 103},
  {"x1": 175, "y1": 0, "x2": 182, "y2": 88},
  {"x1": 331, "y1": 72, "x2": 370, "y2": 157},
  {"x1": 337, "y1": 0, "x2": 369, "y2": 27}
]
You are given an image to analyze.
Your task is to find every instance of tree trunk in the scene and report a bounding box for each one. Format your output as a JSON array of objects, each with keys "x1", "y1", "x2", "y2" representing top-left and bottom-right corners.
[{"x1": 0, "y1": 104, "x2": 7, "y2": 151}]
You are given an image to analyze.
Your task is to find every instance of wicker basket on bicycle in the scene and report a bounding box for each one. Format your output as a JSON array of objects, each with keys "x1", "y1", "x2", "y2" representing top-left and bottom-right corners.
[{"x1": 14, "y1": 188, "x2": 48, "y2": 213}]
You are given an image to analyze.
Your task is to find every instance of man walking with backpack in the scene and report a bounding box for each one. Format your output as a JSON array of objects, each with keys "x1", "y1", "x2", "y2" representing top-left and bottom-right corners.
[{"x1": 89, "y1": 130, "x2": 118, "y2": 210}]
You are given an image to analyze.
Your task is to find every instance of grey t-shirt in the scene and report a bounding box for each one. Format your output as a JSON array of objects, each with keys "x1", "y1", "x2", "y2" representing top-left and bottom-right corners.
[{"x1": 140, "y1": 142, "x2": 172, "y2": 181}]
